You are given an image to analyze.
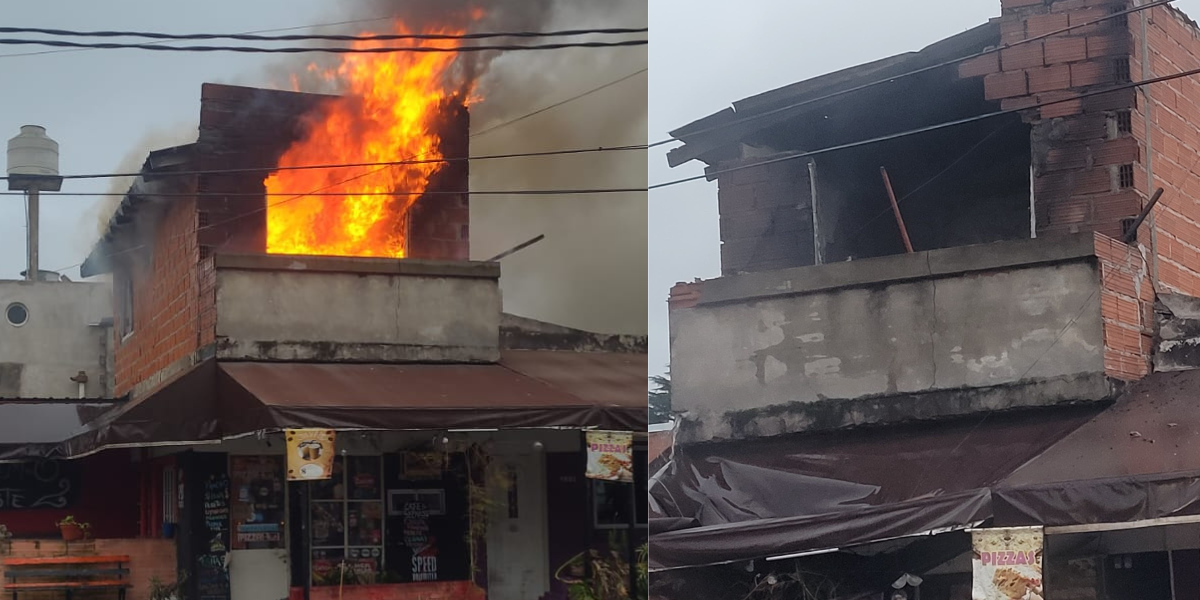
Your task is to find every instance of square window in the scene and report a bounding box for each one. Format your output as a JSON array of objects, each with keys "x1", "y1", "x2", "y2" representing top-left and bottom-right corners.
[
  {"x1": 1116, "y1": 110, "x2": 1133, "y2": 135},
  {"x1": 1114, "y1": 58, "x2": 1131, "y2": 84},
  {"x1": 1119, "y1": 164, "x2": 1135, "y2": 189}
]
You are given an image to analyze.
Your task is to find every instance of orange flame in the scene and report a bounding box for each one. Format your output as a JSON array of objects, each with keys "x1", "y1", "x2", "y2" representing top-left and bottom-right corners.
[{"x1": 265, "y1": 23, "x2": 470, "y2": 258}]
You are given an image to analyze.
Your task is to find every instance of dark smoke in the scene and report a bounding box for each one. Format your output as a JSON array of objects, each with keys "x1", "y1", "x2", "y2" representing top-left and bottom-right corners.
[{"x1": 238, "y1": 0, "x2": 649, "y2": 335}]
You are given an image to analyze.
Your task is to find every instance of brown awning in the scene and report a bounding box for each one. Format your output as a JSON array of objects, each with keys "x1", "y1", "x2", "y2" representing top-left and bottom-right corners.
[
  {"x1": 648, "y1": 405, "x2": 1098, "y2": 570},
  {"x1": 218, "y1": 354, "x2": 646, "y2": 432},
  {"x1": 32, "y1": 351, "x2": 645, "y2": 459},
  {"x1": 651, "y1": 369, "x2": 1200, "y2": 572}
]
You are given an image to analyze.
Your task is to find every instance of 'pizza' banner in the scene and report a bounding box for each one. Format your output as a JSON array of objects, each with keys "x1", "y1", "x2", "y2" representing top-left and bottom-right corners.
[
  {"x1": 285, "y1": 429, "x2": 336, "y2": 481},
  {"x1": 972, "y1": 526, "x2": 1044, "y2": 600},
  {"x1": 585, "y1": 431, "x2": 633, "y2": 483}
]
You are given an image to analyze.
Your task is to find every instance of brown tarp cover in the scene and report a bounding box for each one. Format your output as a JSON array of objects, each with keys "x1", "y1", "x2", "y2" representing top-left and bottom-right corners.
[
  {"x1": 40, "y1": 351, "x2": 645, "y2": 459},
  {"x1": 650, "y1": 370, "x2": 1200, "y2": 571}
]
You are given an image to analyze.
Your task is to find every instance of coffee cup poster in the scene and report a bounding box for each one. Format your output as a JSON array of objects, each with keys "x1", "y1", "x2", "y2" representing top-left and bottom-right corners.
[
  {"x1": 972, "y1": 527, "x2": 1044, "y2": 600},
  {"x1": 585, "y1": 431, "x2": 633, "y2": 483},
  {"x1": 286, "y1": 429, "x2": 336, "y2": 481}
]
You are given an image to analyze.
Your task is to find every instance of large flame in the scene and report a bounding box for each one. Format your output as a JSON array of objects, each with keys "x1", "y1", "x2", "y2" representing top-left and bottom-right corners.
[{"x1": 265, "y1": 24, "x2": 469, "y2": 257}]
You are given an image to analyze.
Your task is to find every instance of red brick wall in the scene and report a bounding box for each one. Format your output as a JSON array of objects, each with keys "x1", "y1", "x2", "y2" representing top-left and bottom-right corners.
[
  {"x1": 112, "y1": 196, "x2": 212, "y2": 398},
  {"x1": 1094, "y1": 232, "x2": 1154, "y2": 379},
  {"x1": 1132, "y1": 5, "x2": 1200, "y2": 296},
  {"x1": 967, "y1": 0, "x2": 1143, "y2": 243},
  {"x1": 0, "y1": 539, "x2": 176, "y2": 600},
  {"x1": 714, "y1": 158, "x2": 814, "y2": 275}
]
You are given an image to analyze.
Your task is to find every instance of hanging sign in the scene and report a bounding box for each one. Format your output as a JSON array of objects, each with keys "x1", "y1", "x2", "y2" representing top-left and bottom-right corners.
[
  {"x1": 972, "y1": 527, "x2": 1044, "y2": 600},
  {"x1": 585, "y1": 431, "x2": 633, "y2": 483},
  {"x1": 285, "y1": 429, "x2": 336, "y2": 481}
]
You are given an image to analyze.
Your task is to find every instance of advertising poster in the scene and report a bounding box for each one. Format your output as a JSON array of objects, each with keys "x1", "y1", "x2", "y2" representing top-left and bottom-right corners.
[
  {"x1": 285, "y1": 429, "x2": 336, "y2": 481},
  {"x1": 585, "y1": 431, "x2": 633, "y2": 483},
  {"x1": 229, "y1": 456, "x2": 284, "y2": 549},
  {"x1": 972, "y1": 527, "x2": 1044, "y2": 600}
]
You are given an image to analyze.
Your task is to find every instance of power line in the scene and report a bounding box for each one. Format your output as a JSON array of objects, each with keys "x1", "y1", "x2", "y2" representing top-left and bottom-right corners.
[
  {"x1": 0, "y1": 188, "x2": 645, "y2": 198},
  {"x1": 842, "y1": 121, "x2": 1014, "y2": 246},
  {"x1": 0, "y1": 25, "x2": 647, "y2": 43},
  {"x1": 471, "y1": 68, "x2": 648, "y2": 138},
  {"x1": 647, "y1": 0, "x2": 1172, "y2": 150},
  {"x1": 649, "y1": 63, "x2": 1200, "y2": 190},
  {"x1": 0, "y1": 38, "x2": 647, "y2": 54},
  {"x1": 0, "y1": 144, "x2": 647, "y2": 183},
  {"x1": 47, "y1": 65, "x2": 647, "y2": 274},
  {"x1": 0, "y1": 14, "x2": 401, "y2": 60}
]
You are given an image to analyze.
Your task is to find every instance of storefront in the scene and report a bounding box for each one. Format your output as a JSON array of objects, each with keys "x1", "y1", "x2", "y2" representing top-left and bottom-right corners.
[{"x1": 139, "y1": 428, "x2": 646, "y2": 600}]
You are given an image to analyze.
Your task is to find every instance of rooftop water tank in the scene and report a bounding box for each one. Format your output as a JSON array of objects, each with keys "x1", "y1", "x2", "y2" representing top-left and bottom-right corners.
[{"x1": 7, "y1": 125, "x2": 62, "y2": 191}]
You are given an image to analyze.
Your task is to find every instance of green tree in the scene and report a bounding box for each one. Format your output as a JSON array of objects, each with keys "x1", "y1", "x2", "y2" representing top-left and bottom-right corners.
[{"x1": 648, "y1": 374, "x2": 671, "y2": 424}]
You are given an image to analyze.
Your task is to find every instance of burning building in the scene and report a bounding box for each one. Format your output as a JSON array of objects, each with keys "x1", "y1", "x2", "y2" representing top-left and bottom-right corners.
[
  {"x1": 0, "y1": 70, "x2": 643, "y2": 600},
  {"x1": 652, "y1": 1, "x2": 1200, "y2": 598}
]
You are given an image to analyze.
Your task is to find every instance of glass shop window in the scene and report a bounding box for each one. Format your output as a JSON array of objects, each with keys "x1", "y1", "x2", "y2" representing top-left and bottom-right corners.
[
  {"x1": 310, "y1": 456, "x2": 385, "y2": 586},
  {"x1": 593, "y1": 445, "x2": 648, "y2": 529}
]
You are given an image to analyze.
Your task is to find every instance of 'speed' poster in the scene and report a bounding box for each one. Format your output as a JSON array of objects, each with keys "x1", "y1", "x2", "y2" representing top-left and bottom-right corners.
[{"x1": 972, "y1": 527, "x2": 1044, "y2": 600}]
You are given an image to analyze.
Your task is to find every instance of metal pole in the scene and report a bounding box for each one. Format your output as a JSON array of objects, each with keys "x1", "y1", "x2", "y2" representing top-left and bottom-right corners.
[
  {"x1": 809, "y1": 161, "x2": 822, "y2": 265},
  {"x1": 880, "y1": 168, "x2": 914, "y2": 253},
  {"x1": 627, "y1": 476, "x2": 637, "y2": 600},
  {"x1": 1123, "y1": 187, "x2": 1165, "y2": 244},
  {"x1": 26, "y1": 186, "x2": 38, "y2": 280}
]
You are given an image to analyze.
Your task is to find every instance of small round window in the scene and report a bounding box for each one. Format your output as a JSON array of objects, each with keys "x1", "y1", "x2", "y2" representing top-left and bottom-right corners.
[{"x1": 6, "y1": 303, "x2": 28, "y2": 327}]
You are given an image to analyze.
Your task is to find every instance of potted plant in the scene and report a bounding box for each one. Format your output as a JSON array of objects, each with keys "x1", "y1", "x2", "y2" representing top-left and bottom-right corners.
[
  {"x1": 149, "y1": 571, "x2": 187, "y2": 600},
  {"x1": 55, "y1": 516, "x2": 90, "y2": 542}
]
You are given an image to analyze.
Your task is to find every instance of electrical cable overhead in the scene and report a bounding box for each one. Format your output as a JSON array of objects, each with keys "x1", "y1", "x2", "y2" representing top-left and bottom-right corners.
[
  {"x1": 0, "y1": 144, "x2": 647, "y2": 183},
  {"x1": 0, "y1": 25, "x2": 648, "y2": 43},
  {"x1": 0, "y1": 14, "x2": 401, "y2": 59},
  {"x1": 0, "y1": 188, "x2": 645, "y2": 198},
  {"x1": 0, "y1": 38, "x2": 647, "y2": 54},
  {"x1": 46, "y1": 60, "x2": 648, "y2": 275},
  {"x1": 646, "y1": 0, "x2": 1172, "y2": 150},
  {"x1": 471, "y1": 68, "x2": 648, "y2": 138},
  {"x1": 649, "y1": 63, "x2": 1200, "y2": 190}
]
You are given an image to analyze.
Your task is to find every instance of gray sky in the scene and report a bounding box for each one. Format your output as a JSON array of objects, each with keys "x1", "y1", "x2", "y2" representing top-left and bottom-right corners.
[
  {"x1": 0, "y1": 1, "x2": 647, "y2": 336},
  {"x1": 648, "y1": 0, "x2": 1200, "y2": 378}
]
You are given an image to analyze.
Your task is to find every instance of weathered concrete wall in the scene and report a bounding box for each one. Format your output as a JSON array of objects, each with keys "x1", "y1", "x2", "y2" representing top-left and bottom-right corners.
[
  {"x1": 213, "y1": 255, "x2": 501, "y2": 362},
  {"x1": 669, "y1": 236, "x2": 1112, "y2": 442},
  {"x1": 0, "y1": 281, "x2": 111, "y2": 398}
]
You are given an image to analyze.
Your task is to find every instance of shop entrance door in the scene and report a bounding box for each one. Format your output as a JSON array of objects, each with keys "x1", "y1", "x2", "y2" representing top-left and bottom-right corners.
[
  {"x1": 229, "y1": 549, "x2": 290, "y2": 600},
  {"x1": 487, "y1": 450, "x2": 549, "y2": 600}
]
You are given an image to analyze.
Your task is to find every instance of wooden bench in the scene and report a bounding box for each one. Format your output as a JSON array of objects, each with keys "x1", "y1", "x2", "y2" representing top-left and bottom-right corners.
[{"x1": 3, "y1": 555, "x2": 130, "y2": 600}]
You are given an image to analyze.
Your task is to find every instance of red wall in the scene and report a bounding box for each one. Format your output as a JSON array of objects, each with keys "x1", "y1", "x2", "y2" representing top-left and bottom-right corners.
[
  {"x1": 112, "y1": 195, "x2": 209, "y2": 398},
  {"x1": 1133, "y1": 4, "x2": 1200, "y2": 297},
  {"x1": 0, "y1": 451, "x2": 140, "y2": 538}
]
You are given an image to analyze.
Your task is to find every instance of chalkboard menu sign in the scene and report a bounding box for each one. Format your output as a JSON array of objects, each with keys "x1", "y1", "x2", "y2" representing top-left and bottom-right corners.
[
  {"x1": 197, "y1": 473, "x2": 231, "y2": 600},
  {"x1": 0, "y1": 460, "x2": 80, "y2": 509},
  {"x1": 383, "y1": 453, "x2": 470, "y2": 583},
  {"x1": 229, "y1": 456, "x2": 284, "y2": 550}
]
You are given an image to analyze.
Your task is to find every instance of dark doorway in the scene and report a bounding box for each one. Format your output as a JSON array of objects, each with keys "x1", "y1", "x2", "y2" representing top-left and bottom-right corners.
[{"x1": 1104, "y1": 552, "x2": 1171, "y2": 600}]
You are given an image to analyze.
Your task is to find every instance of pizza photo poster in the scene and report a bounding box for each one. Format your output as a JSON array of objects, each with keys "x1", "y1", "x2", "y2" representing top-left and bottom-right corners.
[{"x1": 972, "y1": 527, "x2": 1044, "y2": 600}]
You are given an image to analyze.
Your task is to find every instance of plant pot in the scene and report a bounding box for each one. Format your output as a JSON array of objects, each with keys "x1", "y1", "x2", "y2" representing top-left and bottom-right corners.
[{"x1": 59, "y1": 523, "x2": 84, "y2": 542}]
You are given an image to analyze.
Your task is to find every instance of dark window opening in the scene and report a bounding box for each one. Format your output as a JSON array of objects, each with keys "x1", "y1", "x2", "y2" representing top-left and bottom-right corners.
[
  {"x1": 119, "y1": 275, "x2": 135, "y2": 339},
  {"x1": 199, "y1": 245, "x2": 213, "y2": 261},
  {"x1": 1114, "y1": 58, "x2": 1132, "y2": 83},
  {"x1": 1122, "y1": 217, "x2": 1138, "y2": 241},
  {"x1": 1116, "y1": 110, "x2": 1133, "y2": 135},
  {"x1": 1119, "y1": 164, "x2": 1135, "y2": 189},
  {"x1": 1108, "y1": 4, "x2": 1129, "y2": 29},
  {"x1": 197, "y1": 211, "x2": 210, "y2": 228}
]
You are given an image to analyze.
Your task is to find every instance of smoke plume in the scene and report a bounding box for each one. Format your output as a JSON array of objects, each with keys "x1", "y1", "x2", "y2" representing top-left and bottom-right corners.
[{"x1": 114, "y1": 0, "x2": 648, "y2": 335}]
